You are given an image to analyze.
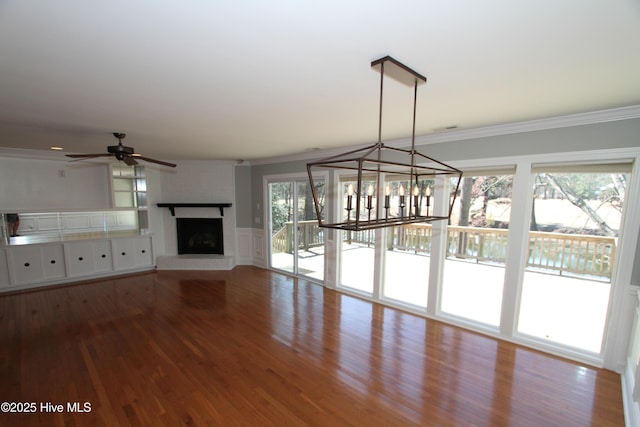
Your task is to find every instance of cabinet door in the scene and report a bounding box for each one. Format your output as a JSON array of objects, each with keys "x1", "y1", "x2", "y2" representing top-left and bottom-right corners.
[
  {"x1": 112, "y1": 238, "x2": 135, "y2": 270},
  {"x1": 133, "y1": 237, "x2": 153, "y2": 267},
  {"x1": 11, "y1": 244, "x2": 66, "y2": 284},
  {"x1": 93, "y1": 240, "x2": 113, "y2": 273},
  {"x1": 41, "y1": 245, "x2": 66, "y2": 280},
  {"x1": 0, "y1": 249, "x2": 10, "y2": 288},
  {"x1": 112, "y1": 237, "x2": 153, "y2": 271},
  {"x1": 65, "y1": 241, "x2": 96, "y2": 277},
  {"x1": 66, "y1": 241, "x2": 114, "y2": 277},
  {"x1": 10, "y1": 246, "x2": 46, "y2": 285}
]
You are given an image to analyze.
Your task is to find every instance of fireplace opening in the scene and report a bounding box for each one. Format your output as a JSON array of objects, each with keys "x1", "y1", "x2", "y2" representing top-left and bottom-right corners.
[{"x1": 176, "y1": 218, "x2": 223, "y2": 255}]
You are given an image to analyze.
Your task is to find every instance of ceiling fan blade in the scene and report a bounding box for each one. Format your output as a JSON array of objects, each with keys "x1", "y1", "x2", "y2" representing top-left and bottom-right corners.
[
  {"x1": 65, "y1": 133, "x2": 177, "y2": 169},
  {"x1": 123, "y1": 155, "x2": 138, "y2": 166},
  {"x1": 66, "y1": 153, "x2": 110, "y2": 158},
  {"x1": 136, "y1": 156, "x2": 177, "y2": 168}
]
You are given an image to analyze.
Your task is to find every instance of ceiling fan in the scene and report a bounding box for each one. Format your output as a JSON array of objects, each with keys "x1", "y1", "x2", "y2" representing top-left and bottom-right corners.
[{"x1": 66, "y1": 133, "x2": 177, "y2": 167}]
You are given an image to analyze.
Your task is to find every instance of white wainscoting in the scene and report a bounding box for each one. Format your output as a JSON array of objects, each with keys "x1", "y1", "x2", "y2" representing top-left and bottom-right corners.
[
  {"x1": 252, "y1": 228, "x2": 266, "y2": 268},
  {"x1": 238, "y1": 227, "x2": 266, "y2": 268},
  {"x1": 235, "y1": 228, "x2": 254, "y2": 266}
]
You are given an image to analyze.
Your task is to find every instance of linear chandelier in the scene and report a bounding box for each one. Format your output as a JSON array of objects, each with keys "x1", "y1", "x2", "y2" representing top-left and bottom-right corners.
[{"x1": 307, "y1": 56, "x2": 462, "y2": 231}]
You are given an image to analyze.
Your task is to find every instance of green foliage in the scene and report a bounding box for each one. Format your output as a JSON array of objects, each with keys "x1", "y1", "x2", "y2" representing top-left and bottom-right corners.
[{"x1": 270, "y1": 183, "x2": 291, "y2": 235}]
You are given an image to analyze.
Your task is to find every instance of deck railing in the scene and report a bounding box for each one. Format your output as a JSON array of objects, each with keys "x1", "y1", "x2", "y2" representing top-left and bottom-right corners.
[
  {"x1": 526, "y1": 231, "x2": 615, "y2": 278},
  {"x1": 445, "y1": 226, "x2": 615, "y2": 278},
  {"x1": 272, "y1": 220, "x2": 324, "y2": 253},
  {"x1": 272, "y1": 222, "x2": 616, "y2": 279}
]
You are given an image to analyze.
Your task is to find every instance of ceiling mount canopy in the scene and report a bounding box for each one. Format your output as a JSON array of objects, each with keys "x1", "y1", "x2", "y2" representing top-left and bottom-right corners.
[{"x1": 307, "y1": 56, "x2": 462, "y2": 231}]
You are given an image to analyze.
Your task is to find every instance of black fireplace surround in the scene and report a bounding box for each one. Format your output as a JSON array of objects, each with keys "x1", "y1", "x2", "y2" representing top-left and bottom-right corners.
[{"x1": 176, "y1": 218, "x2": 224, "y2": 255}]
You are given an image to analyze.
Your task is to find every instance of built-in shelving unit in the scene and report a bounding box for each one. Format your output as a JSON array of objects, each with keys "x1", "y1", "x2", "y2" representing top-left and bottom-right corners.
[
  {"x1": 111, "y1": 164, "x2": 149, "y2": 233},
  {"x1": 0, "y1": 164, "x2": 156, "y2": 291},
  {"x1": 111, "y1": 164, "x2": 147, "y2": 208}
]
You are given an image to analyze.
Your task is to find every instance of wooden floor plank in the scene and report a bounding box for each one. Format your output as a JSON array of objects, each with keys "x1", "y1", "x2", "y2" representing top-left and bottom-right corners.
[{"x1": 0, "y1": 267, "x2": 625, "y2": 426}]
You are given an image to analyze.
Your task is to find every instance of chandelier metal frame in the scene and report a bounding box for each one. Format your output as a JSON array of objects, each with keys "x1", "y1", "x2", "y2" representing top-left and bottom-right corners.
[{"x1": 307, "y1": 56, "x2": 462, "y2": 231}]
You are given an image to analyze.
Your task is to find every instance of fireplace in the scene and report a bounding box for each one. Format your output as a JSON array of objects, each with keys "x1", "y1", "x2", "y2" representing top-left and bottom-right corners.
[{"x1": 176, "y1": 218, "x2": 224, "y2": 255}]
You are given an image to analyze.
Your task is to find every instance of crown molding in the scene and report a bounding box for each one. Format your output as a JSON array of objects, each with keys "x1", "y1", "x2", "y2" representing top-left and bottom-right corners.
[
  {"x1": 250, "y1": 143, "x2": 377, "y2": 166},
  {"x1": 412, "y1": 104, "x2": 640, "y2": 147},
  {"x1": 252, "y1": 105, "x2": 640, "y2": 165}
]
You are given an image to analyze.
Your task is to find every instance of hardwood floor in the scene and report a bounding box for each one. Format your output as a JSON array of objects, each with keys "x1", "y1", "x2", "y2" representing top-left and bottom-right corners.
[{"x1": 0, "y1": 267, "x2": 625, "y2": 426}]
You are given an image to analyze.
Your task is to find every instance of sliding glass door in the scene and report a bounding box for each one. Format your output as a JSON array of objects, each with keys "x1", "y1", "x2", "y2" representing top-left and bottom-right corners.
[{"x1": 269, "y1": 177, "x2": 325, "y2": 281}]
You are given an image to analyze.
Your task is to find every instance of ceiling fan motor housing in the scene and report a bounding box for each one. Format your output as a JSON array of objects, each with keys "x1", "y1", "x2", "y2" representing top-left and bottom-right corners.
[{"x1": 108, "y1": 144, "x2": 134, "y2": 158}]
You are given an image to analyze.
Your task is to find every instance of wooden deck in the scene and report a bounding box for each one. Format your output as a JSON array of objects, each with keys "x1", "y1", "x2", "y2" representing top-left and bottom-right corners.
[{"x1": 0, "y1": 267, "x2": 625, "y2": 426}]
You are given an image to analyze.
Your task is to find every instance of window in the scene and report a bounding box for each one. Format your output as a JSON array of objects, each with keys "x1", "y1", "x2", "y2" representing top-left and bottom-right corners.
[
  {"x1": 338, "y1": 176, "x2": 377, "y2": 294},
  {"x1": 324, "y1": 151, "x2": 638, "y2": 365},
  {"x1": 440, "y1": 171, "x2": 515, "y2": 326},
  {"x1": 381, "y1": 176, "x2": 435, "y2": 307},
  {"x1": 517, "y1": 163, "x2": 631, "y2": 352}
]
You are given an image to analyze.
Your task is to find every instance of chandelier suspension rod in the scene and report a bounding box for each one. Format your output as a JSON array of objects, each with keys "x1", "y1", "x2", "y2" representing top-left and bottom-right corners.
[
  {"x1": 376, "y1": 62, "x2": 385, "y2": 220},
  {"x1": 411, "y1": 80, "x2": 419, "y2": 195},
  {"x1": 378, "y1": 62, "x2": 384, "y2": 146}
]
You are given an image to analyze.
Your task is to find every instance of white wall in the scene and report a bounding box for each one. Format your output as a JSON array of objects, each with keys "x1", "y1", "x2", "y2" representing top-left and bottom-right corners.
[{"x1": 0, "y1": 156, "x2": 110, "y2": 210}]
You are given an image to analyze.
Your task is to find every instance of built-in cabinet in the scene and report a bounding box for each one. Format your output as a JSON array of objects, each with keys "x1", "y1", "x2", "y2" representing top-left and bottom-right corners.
[
  {"x1": 0, "y1": 236, "x2": 154, "y2": 291},
  {"x1": 0, "y1": 164, "x2": 155, "y2": 292},
  {"x1": 65, "y1": 240, "x2": 114, "y2": 277},
  {"x1": 112, "y1": 237, "x2": 153, "y2": 270},
  {"x1": 10, "y1": 243, "x2": 66, "y2": 285}
]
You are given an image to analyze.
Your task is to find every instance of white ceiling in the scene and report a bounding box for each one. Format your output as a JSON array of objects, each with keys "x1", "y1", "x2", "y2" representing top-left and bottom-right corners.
[{"x1": 1, "y1": 1, "x2": 639, "y2": 162}]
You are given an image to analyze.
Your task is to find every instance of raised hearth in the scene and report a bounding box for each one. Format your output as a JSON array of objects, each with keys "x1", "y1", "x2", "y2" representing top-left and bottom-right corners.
[{"x1": 156, "y1": 254, "x2": 234, "y2": 270}]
